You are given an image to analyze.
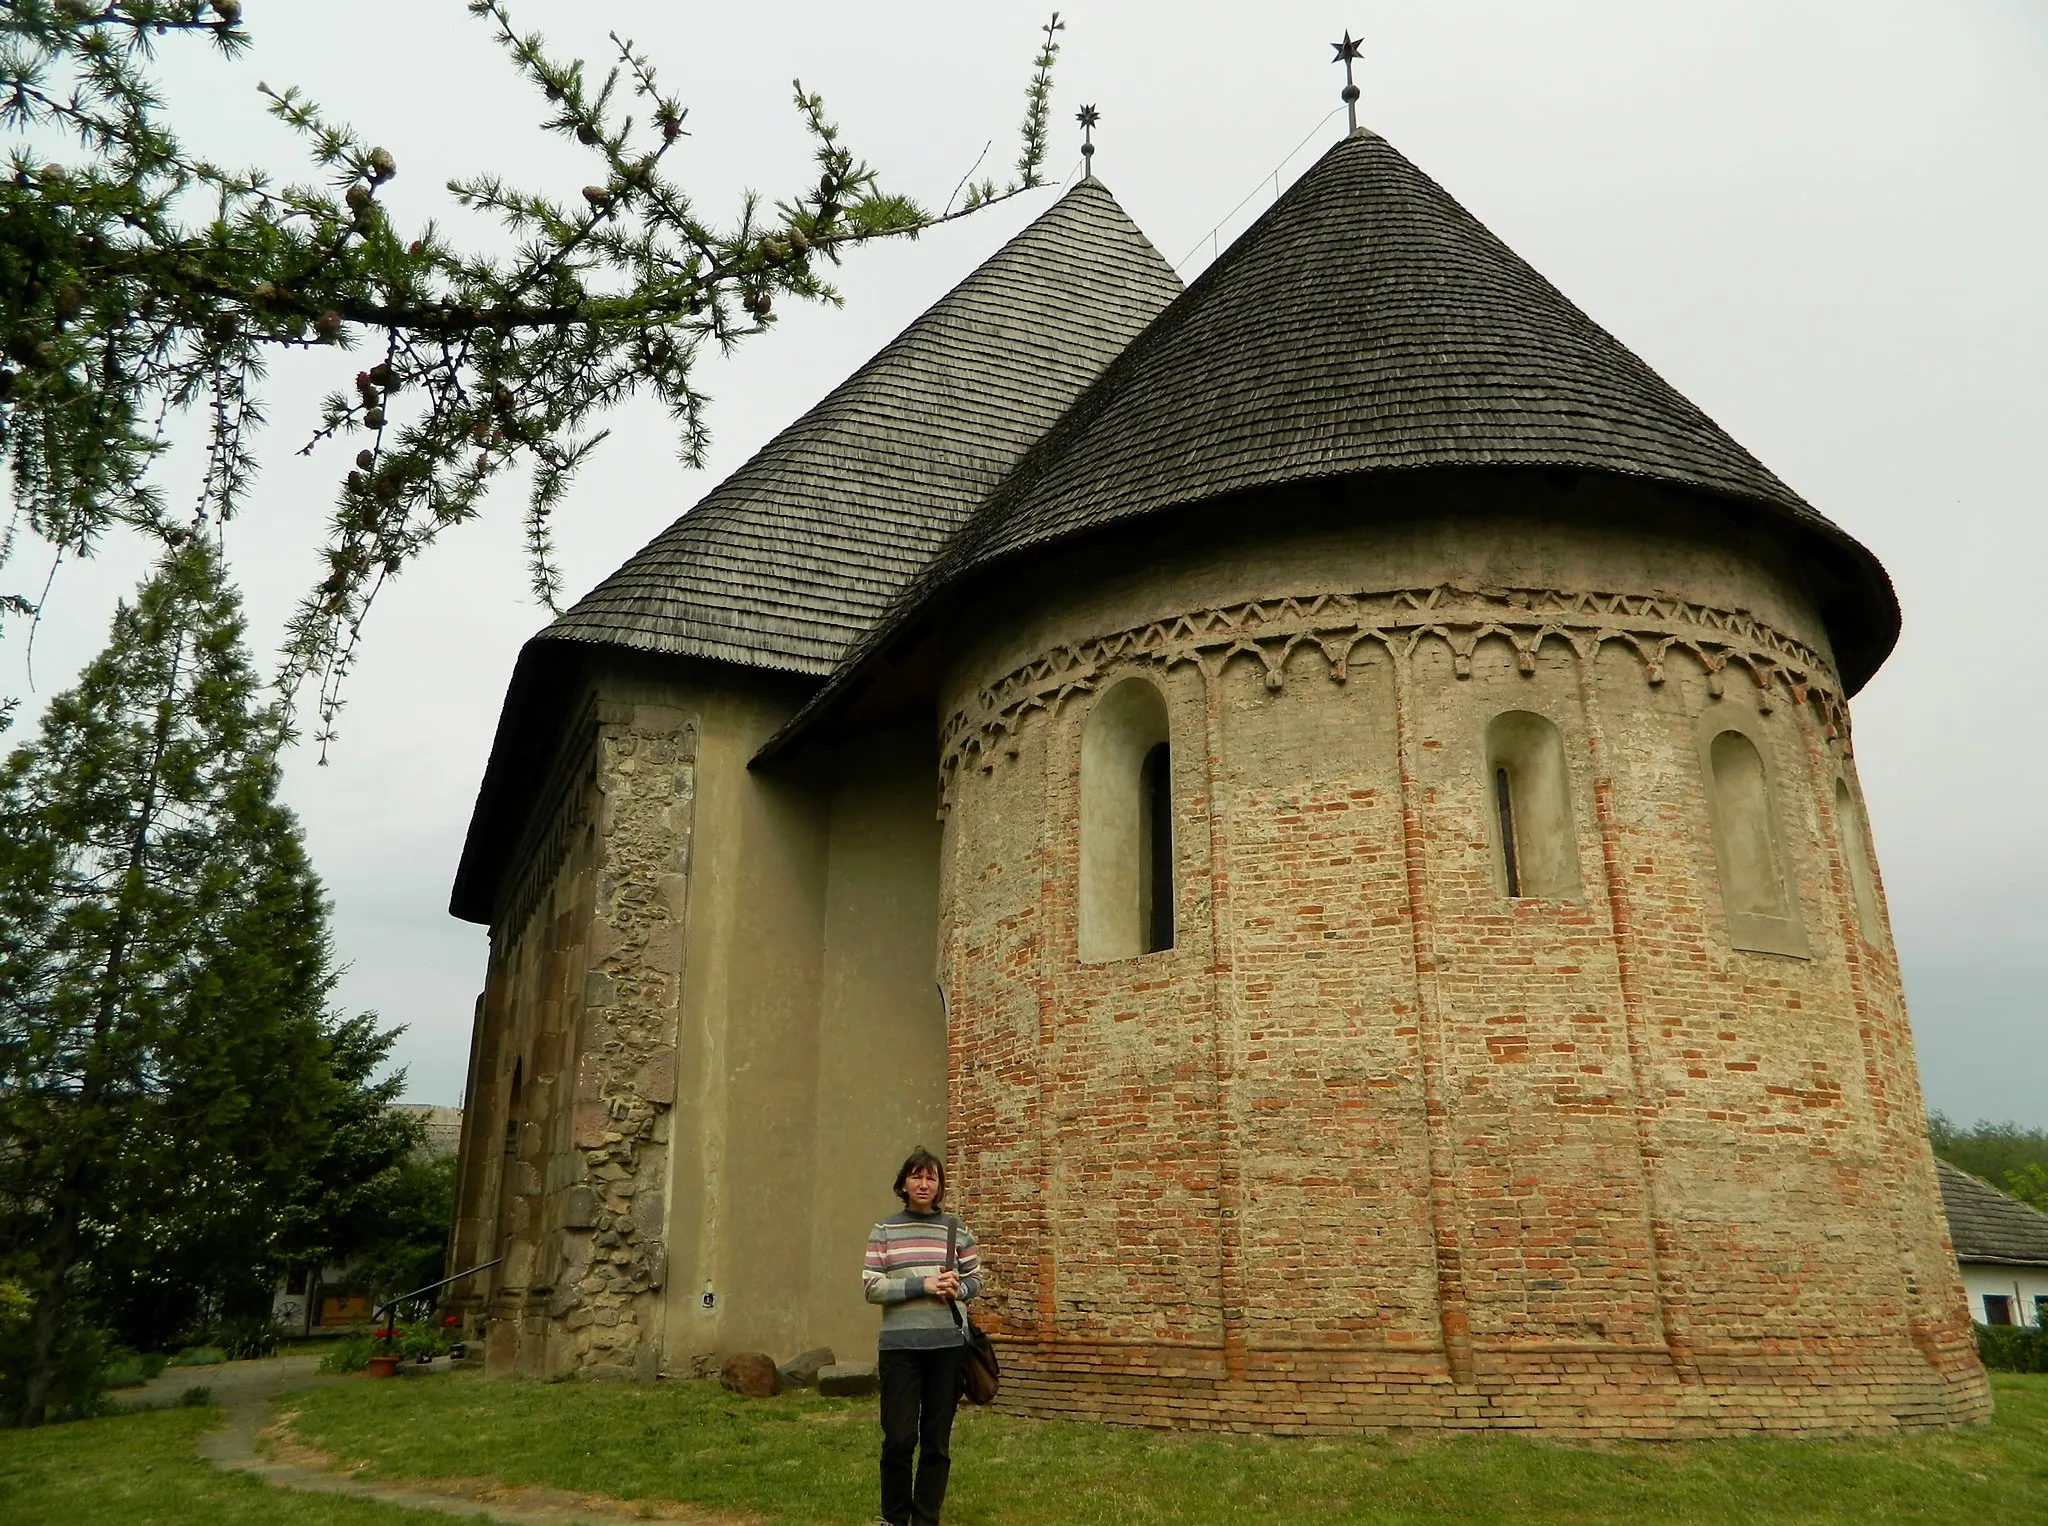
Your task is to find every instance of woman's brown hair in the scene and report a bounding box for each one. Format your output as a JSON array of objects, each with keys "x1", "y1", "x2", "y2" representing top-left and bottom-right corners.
[{"x1": 892, "y1": 1146, "x2": 946, "y2": 1207}]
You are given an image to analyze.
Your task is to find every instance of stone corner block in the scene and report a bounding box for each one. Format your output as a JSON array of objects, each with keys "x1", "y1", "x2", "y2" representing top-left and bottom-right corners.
[
  {"x1": 561, "y1": 1184, "x2": 602, "y2": 1229},
  {"x1": 544, "y1": 1333, "x2": 581, "y2": 1382},
  {"x1": 635, "y1": 1049, "x2": 677, "y2": 1106},
  {"x1": 572, "y1": 1099, "x2": 609, "y2": 1149}
]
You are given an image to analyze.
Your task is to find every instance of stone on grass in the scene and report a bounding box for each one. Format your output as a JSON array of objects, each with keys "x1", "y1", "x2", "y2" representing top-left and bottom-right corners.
[
  {"x1": 777, "y1": 1347, "x2": 835, "y2": 1389},
  {"x1": 817, "y1": 1361, "x2": 878, "y2": 1398},
  {"x1": 719, "y1": 1351, "x2": 779, "y2": 1397}
]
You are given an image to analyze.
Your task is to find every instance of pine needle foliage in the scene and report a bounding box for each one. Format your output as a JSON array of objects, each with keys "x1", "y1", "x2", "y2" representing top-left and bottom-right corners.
[
  {"x1": 0, "y1": 2, "x2": 1065, "y2": 750},
  {"x1": 0, "y1": 539, "x2": 411, "y2": 1425}
]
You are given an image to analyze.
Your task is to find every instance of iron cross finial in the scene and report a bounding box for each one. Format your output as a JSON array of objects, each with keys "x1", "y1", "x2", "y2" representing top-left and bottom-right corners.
[
  {"x1": 1077, "y1": 104, "x2": 1099, "y2": 174},
  {"x1": 1332, "y1": 30, "x2": 1364, "y2": 133}
]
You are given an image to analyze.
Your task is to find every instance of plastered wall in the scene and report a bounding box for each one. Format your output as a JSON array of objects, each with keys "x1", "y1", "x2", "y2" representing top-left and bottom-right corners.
[
  {"x1": 453, "y1": 660, "x2": 945, "y2": 1380},
  {"x1": 661, "y1": 714, "x2": 946, "y2": 1371},
  {"x1": 934, "y1": 475, "x2": 1989, "y2": 1435},
  {"x1": 805, "y1": 727, "x2": 949, "y2": 1362},
  {"x1": 1960, "y1": 1264, "x2": 2048, "y2": 1328}
]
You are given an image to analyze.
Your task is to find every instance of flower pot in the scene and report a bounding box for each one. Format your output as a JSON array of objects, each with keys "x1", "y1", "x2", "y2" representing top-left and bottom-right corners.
[
  {"x1": 367, "y1": 1354, "x2": 401, "y2": 1378},
  {"x1": 414, "y1": 1351, "x2": 434, "y2": 1365},
  {"x1": 447, "y1": 1342, "x2": 468, "y2": 1360}
]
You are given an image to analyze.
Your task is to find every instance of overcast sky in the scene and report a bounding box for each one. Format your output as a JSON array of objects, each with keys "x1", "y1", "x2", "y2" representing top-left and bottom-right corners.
[{"x1": 5, "y1": 1, "x2": 2043, "y2": 1126}]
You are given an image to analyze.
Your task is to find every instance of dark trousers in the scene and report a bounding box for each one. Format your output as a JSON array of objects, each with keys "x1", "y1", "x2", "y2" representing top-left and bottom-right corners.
[{"x1": 878, "y1": 1344, "x2": 966, "y2": 1526}]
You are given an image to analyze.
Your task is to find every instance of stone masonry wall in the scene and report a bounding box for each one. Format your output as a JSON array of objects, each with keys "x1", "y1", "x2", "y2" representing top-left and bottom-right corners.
[
  {"x1": 471, "y1": 700, "x2": 695, "y2": 1380},
  {"x1": 939, "y1": 564, "x2": 1989, "y2": 1437}
]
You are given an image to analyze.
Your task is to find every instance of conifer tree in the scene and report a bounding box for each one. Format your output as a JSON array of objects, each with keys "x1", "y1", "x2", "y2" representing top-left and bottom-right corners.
[
  {"x1": 1, "y1": 2, "x2": 1065, "y2": 745},
  {"x1": 0, "y1": 540, "x2": 410, "y2": 1424}
]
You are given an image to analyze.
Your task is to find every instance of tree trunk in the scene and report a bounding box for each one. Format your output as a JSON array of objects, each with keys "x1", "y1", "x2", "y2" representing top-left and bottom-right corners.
[{"x1": 18, "y1": 1189, "x2": 81, "y2": 1427}]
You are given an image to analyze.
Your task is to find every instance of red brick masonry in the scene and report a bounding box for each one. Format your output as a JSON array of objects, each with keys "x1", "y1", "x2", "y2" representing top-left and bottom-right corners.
[{"x1": 940, "y1": 586, "x2": 1990, "y2": 1436}]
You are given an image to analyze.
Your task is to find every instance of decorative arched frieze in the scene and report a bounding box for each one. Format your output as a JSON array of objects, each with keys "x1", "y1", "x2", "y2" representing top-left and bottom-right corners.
[{"x1": 939, "y1": 584, "x2": 1848, "y2": 808}]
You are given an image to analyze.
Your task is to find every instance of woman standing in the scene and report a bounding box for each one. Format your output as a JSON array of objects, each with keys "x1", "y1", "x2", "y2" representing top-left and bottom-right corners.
[{"x1": 862, "y1": 1147, "x2": 981, "y2": 1526}]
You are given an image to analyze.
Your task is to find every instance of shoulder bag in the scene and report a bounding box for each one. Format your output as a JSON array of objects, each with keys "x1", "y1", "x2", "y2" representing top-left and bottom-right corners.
[{"x1": 945, "y1": 1218, "x2": 1000, "y2": 1405}]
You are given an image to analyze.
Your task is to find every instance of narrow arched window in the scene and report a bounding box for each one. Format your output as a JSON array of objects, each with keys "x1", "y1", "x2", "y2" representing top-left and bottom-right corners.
[
  {"x1": 503, "y1": 1058, "x2": 523, "y2": 1151},
  {"x1": 1142, "y1": 741, "x2": 1175, "y2": 953},
  {"x1": 1834, "y1": 778, "x2": 1881, "y2": 941},
  {"x1": 1709, "y1": 731, "x2": 1785, "y2": 919},
  {"x1": 1484, "y1": 711, "x2": 1580, "y2": 899},
  {"x1": 1080, "y1": 678, "x2": 1173, "y2": 961}
]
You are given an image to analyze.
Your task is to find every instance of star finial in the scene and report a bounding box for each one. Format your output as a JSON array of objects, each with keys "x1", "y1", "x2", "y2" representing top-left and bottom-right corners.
[
  {"x1": 1077, "y1": 104, "x2": 1099, "y2": 174},
  {"x1": 1332, "y1": 30, "x2": 1364, "y2": 134}
]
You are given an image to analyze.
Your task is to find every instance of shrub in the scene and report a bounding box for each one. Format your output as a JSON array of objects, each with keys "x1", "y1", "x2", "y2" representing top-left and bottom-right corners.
[
  {"x1": 0, "y1": 1281, "x2": 110, "y2": 1425},
  {"x1": 397, "y1": 1320, "x2": 451, "y2": 1362},
  {"x1": 169, "y1": 1346, "x2": 227, "y2": 1368},
  {"x1": 207, "y1": 1315, "x2": 287, "y2": 1361},
  {"x1": 99, "y1": 1350, "x2": 170, "y2": 1390},
  {"x1": 1976, "y1": 1322, "x2": 2048, "y2": 1373},
  {"x1": 318, "y1": 1332, "x2": 376, "y2": 1374},
  {"x1": 178, "y1": 1385, "x2": 213, "y2": 1407}
]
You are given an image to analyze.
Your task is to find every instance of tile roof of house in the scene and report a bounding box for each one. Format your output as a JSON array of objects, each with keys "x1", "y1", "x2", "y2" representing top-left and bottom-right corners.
[
  {"x1": 538, "y1": 178, "x2": 1183, "y2": 676},
  {"x1": 451, "y1": 181, "x2": 1181, "y2": 923},
  {"x1": 771, "y1": 127, "x2": 1900, "y2": 756},
  {"x1": 1937, "y1": 1159, "x2": 2048, "y2": 1267}
]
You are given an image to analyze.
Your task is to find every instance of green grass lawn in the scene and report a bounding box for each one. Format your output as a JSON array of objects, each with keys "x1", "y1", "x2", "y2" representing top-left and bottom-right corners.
[
  {"x1": 0, "y1": 1403, "x2": 443, "y2": 1526},
  {"x1": 281, "y1": 1369, "x2": 2048, "y2": 1525},
  {"x1": 4, "y1": 1373, "x2": 2043, "y2": 1524}
]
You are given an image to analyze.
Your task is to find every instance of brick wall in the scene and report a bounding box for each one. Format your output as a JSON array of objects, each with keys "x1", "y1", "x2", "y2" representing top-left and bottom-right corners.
[{"x1": 938, "y1": 561, "x2": 1988, "y2": 1436}]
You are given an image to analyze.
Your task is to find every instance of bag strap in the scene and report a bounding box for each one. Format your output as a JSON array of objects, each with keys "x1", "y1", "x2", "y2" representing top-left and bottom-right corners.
[{"x1": 943, "y1": 1218, "x2": 965, "y2": 1331}]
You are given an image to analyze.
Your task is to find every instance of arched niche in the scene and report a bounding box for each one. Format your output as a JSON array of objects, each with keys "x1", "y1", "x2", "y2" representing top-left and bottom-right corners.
[
  {"x1": 1834, "y1": 777, "x2": 1882, "y2": 943},
  {"x1": 1703, "y1": 724, "x2": 1807, "y2": 957},
  {"x1": 1484, "y1": 710, "x2": 1582, "y2": 900},
  {"x1": 1079, "y1": 676, "x2": 1174, "y2": 962}
]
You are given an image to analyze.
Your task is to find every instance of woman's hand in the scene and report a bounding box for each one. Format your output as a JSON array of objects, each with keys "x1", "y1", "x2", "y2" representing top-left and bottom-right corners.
[{"x1": 928, "y1": 1269, "x2": 962, "y2": 1298}]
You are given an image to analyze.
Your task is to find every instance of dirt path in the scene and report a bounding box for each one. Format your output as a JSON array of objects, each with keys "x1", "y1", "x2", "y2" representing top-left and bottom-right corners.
[{"x1": 146, "y1": 1355, "x2": 750, "y2": 1525}]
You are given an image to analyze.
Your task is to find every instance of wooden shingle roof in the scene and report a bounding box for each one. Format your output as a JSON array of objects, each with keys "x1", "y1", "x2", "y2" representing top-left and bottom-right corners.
[
  {"x1": 451, "y1": 182, "x2": 1180, "y2": 923},
  {"x1": 775, "y1": 127, "x2": 1900, "y2": 755},
  {"x1": 1937, "y1": 1159, "x2": 2048, "y2": 1267},
  {"x1": 539, "y1": 178, "x2": 1182, "y2": 676}
]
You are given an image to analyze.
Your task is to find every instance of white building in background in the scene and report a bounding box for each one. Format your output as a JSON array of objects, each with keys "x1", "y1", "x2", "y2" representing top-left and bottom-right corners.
[{"x1": 1936, "y1": 1159, "x2": 2048, "y2": 1328}]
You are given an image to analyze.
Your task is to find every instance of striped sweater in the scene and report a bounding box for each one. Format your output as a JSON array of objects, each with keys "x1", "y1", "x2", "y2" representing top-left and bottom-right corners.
[{"x1": 862, "y1": 1209, "x2": 982, "y2": 1350}]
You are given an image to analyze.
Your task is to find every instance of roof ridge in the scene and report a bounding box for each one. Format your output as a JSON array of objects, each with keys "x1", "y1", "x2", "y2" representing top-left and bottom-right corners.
[{"x1": 538, "y1": 177, "x2": 1182, "y2": 674}]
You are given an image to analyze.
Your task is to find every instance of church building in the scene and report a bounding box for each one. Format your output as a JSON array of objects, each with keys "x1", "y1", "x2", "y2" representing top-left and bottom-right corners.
[{"x1": 446, "y1": 123, "x2": 1990, "y2": 1435}]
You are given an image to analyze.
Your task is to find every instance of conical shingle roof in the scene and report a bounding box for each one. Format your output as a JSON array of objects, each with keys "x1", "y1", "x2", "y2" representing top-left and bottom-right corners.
[
  {"x1": 453, "y1": 181, "x2": 1181, "y2": 922},
  {"x1": 786, "y1": 127, "x2": 1897, "y2": 741},
  {"x1": 539, "y1": 178, "x2": 1182, "y2": 676}
]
